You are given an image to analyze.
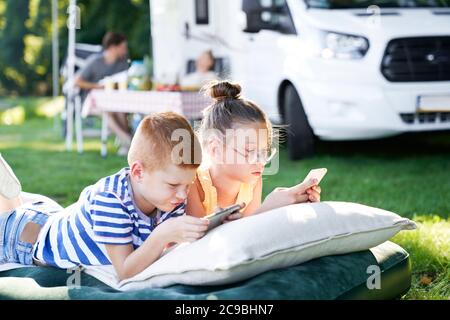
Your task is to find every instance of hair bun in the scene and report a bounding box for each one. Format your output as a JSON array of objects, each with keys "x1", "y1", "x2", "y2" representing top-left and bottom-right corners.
[{"x1": 206, "y1": 80, "x2": 242, "y2": 102}]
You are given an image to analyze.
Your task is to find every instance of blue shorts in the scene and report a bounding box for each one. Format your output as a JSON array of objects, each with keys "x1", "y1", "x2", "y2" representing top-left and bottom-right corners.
[{"x1": 0, "y1": 200, "x2": 62, "y2": 265}]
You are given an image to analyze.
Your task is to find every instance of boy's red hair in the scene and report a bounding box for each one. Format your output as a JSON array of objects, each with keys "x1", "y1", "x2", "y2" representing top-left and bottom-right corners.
[{"x1": 128, "y1": 112, "x2": 202, "y2": 171}]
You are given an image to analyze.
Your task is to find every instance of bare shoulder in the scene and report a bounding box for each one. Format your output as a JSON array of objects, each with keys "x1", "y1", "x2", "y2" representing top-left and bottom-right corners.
[
  {"x1": 193, "y1": 175, "x2": 205, "y2": 202},
  {"x1": 186, "y1": 175, "x2": 206, "y2": 218}
]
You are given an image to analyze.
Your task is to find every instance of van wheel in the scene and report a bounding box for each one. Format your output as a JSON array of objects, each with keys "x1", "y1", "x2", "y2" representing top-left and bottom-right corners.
[{"x1": 284, "y1": 85, "x2": 315, "y2": 160}]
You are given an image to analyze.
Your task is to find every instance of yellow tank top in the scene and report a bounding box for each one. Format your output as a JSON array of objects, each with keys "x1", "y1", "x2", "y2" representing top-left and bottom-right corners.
[{"x1": 196, "y1": 167, "x2": 255, "y2": 215}]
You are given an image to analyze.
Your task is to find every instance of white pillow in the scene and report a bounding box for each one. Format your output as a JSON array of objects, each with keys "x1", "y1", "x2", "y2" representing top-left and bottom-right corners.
[{"x1": 84, "y1": 201, "x2": 416, "y2": 291}]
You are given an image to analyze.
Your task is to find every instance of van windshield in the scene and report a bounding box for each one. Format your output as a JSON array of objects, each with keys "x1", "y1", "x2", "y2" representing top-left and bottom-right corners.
[{"x1": 304, "y1": 0, "x2": 450, "y2": 9}]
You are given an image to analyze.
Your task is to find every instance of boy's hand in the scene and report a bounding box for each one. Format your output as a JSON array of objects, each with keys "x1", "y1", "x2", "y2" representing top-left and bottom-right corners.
[
  {"x1": 153, "y1": 215, "x2": 209, "y2": 244},
  {"x1": 260, "y1": 179, "x2": 322, "y2": 213}
]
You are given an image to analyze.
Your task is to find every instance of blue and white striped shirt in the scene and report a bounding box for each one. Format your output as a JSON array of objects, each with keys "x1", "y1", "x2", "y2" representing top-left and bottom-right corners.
[{"x1": 33, "y1": 168, "x2": 185, "y2": 268}]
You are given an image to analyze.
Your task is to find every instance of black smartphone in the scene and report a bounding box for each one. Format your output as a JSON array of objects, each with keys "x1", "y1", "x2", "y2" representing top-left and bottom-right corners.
[{"x1": 205, "y1": 203, "x2": 243, "y2": 231}]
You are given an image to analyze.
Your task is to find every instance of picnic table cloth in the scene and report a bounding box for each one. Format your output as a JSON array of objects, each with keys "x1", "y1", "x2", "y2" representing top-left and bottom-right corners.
[
  {"x1": 78, "y1": 89, "x2": 212, "y2": 156},
  {"x1": 82, "y1": 89, "x2": 213, "y2": 119}
]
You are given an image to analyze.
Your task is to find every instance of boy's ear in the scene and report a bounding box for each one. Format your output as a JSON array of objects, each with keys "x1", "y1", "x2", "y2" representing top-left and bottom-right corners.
[{"x1": 130, "y1": 161, "x2": 145, "y2": 181}]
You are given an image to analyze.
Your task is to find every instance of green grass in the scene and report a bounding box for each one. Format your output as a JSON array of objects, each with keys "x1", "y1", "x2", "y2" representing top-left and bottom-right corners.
[{"x1": 0, "y1": 97, "x2": 449, "y2": 300}]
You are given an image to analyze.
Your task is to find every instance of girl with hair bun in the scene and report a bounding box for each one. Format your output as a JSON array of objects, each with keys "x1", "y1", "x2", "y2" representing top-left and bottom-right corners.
[{"x1": 187, "y1": 80, "x2": 322, "y2": 221}]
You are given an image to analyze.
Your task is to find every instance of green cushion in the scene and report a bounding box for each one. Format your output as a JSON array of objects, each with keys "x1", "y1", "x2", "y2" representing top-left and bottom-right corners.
[{"x1": 0, "y1": 241, "x2": 411, "y2": 300}]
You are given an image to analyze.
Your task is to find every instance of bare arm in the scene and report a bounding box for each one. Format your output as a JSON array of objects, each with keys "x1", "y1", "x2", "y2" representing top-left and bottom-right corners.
[
  {"x1": 253, "y1": 179, "x2": 322, "y2": 215},
  {"x1": 241, "y1": 177, "x2": 262, "y2": 217},
  {"x1": 221, "y1": 178, "x2": 262, "y2": 223},
  {"x1": 105, "y1": 233, "x2": 166, "y2": 281},
  {"x1": 105, "y1": 215, "x2": 209, "y2": 281},
  {"x1": 74, "y1": 75, "x2": 104, "y2": 91}
]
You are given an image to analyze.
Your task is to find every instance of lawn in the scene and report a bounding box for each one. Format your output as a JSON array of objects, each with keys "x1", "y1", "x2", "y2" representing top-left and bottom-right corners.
[{"x1": 0, "y1": 97, "x2": 449, "y2": 300}]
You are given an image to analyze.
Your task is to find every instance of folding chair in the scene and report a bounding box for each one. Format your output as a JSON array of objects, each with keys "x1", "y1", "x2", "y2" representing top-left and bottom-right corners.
[{"x1": 60, "y1": 43, "x2": 102, "y2": 153}]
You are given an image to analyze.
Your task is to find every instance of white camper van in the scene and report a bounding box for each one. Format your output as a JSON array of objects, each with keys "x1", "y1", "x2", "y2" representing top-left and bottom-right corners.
[{"x1": 151, "y1": 0, "x2": 450, "y2": 159}]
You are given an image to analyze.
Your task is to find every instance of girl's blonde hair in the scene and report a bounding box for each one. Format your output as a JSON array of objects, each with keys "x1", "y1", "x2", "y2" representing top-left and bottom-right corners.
[{"x1": 199, "y1": 80, "x2": 273, "y2": 149}]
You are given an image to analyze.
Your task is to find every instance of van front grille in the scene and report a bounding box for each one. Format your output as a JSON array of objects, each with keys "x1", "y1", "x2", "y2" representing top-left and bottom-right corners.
[
  {"x1": 400, "y1": 112, "x2": 450, "y2": 124},
  {"x1": 381, "y1": 37, "x2": 450, "y2": 82}
]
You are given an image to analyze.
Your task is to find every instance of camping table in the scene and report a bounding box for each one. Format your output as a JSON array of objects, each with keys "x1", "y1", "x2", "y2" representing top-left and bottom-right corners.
[{"x1": 81, "y1": 89, "x2": 212, "y2": 157}]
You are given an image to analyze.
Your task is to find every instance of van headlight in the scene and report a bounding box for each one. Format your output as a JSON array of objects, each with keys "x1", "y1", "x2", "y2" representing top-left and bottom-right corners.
[{"x1": 320, "y1": 31, "x2": 369, "y2": 60}]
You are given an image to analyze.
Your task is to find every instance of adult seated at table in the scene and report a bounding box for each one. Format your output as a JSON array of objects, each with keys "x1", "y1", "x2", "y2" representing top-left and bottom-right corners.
[
  {"x1": 180, "y1": 50, "x2": 219, "y2": 89},
  {"x1": 74, "y1": 31, "x2": 132, "y2": 156}
]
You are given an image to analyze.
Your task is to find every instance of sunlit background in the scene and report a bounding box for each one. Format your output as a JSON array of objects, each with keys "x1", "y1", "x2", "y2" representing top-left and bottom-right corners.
[{"x1": 0, "y1": 0, "x2": 449, "y2": 299}]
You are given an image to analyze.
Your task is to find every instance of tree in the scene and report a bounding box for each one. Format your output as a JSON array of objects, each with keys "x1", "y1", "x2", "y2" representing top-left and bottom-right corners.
[
  {"x1": 0, "y1": 0, "x2": 152, "y2": 96},
  {"x1": 0, "y1": 0, "x2": 30, "y2": 95},
  {"x1": 75, "y1": 0, "x2": 150, "y2": 60}
]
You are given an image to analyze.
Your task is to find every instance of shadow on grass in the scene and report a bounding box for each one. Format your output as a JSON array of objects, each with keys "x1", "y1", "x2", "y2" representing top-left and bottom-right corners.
[{"x1": 313, "y1": 131, "x2": 450, "y2": 159}]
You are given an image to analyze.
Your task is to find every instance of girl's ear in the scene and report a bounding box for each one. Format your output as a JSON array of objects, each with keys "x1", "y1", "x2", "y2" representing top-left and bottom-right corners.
[{"x1": 208, "y1": 137, "x2": 223, "y2": 163}]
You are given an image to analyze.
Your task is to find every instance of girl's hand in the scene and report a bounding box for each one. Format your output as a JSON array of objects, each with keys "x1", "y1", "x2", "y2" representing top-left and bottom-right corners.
[
  {"x1": 260, "y1": 179, "x2": 321, "y2": 213},
  {"x1": 306, "y1": 185, "x2": 321, "y2": 203},
  {"x1": 214, "y1": 203, "x2": 245, "y2": 224},
  {"x1": 222, "y1": 212, "x2": 242, "y2": 224}
]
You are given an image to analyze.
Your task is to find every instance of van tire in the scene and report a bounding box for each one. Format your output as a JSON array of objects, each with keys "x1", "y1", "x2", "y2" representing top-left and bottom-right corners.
[{"x1": 284, "y1": 85, "x2": 315, "y2": 160}]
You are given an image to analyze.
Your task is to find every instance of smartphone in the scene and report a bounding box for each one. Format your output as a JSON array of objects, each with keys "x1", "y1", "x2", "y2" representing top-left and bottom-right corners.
[
  {"x1": 303, "y1": 168, "x2": 327, "y2": 185},
  {"x1": 206, "y1": 203, "x2": 243, "y2": 231}
]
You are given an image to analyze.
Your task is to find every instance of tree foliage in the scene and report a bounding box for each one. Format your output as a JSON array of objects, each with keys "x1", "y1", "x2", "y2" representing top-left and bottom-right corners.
[{"x1": 0, "y1": 0, "x2": 151, "y2": 95}]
